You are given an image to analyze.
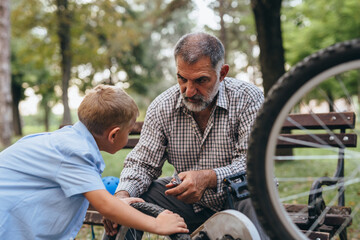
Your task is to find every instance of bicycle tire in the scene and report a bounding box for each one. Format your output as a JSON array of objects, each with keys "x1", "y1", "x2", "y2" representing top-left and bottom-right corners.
[
  {"x1": 247, "y1": 39, "x2": 360, "y2": 239},
  {"x1": 105, "y1": 202, "x2": 191, "y2": 240}
]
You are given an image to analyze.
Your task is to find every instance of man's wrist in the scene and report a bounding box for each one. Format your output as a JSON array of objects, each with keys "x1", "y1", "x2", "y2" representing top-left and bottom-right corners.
[
  {"x1": 114, "y1": 190, "x2": 130, "y2": 199},
  {"x1": 201, "y1": 169, "x2": 217, "y2": 189}
]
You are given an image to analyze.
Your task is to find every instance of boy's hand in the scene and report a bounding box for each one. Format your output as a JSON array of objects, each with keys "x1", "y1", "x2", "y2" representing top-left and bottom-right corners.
[
  {"x1": 154, "y1": 210, "x2": 189, "y2": 235},
  {"x1": 102, "y1": 191, "x2": 130, "y2": 236}
]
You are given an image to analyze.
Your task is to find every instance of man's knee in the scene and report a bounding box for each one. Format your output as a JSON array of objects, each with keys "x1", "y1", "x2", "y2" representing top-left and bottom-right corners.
[
  {"x1": 234, "y1": 198, "x2": 254, "y2": 214},
  {"x1": 139, "y1": 177, "x2": 177, "y2": 208},
  {"x1": 233, "y1": 198, "x2": 270, "y2": 240}
]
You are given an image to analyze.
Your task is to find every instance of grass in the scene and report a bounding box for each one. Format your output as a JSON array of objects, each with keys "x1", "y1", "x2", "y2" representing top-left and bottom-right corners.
[{"x1": 101, "y1": 150, "x2": 174, "y2": 178}]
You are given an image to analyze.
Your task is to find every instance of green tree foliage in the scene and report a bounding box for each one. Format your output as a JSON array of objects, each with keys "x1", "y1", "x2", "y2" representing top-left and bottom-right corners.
[
  {"x1": 206, "y1": 0, "x2": 285, "y2": 95},
  {"x1": 11, "y1": 0, "x2": 194, "y2": 130},
  {"x1": 11, "y1": 0, "x2": 60, "y2": 132},
  {"x1": 71, "y1": 0, "x2": 194, "y2": 99},
  {"x1": 206, "y1": 0, "x2": 261, "y2": 85},
  {"x1": 282, "y1": 0, "x2": 360, "y2": 106},
  {"x1": 283, "y1": 0, "x2": 360, "y2": 65},
  {"x1": 11, "y1": 39, "x2": 60, "y2": 132}
]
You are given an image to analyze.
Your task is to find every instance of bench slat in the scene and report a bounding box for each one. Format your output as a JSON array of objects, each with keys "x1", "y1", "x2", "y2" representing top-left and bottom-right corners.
[
  {"x1": 124, "y1": 138, "x2": 139, "y2": 149},
  {"x1": 277, "y1": 133, "x2": 357, "y2": 148},
  {"x1": 84, "y1": 210, "x2": 103, "y2": 226},
  {"x1": 282, "y1": 112, "x2": 356, "y2": 130},
  {"x1": 284, "y1": 204, "x2": 352, "y2": 227},
  {"x1": 284, "y1": 204, "x2": 351, "y2": 239},
  {"x1": 301, "y1": 231, "x2": 330, "y2": 240},
  {"x1": 129, "y1": 122, "x2": 143, "y2": 135}
]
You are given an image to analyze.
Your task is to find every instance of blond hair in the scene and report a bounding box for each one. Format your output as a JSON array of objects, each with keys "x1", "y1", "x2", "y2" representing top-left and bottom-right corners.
[{"x1": 78, "y1": 84, "x2": 138, "y2": 135}]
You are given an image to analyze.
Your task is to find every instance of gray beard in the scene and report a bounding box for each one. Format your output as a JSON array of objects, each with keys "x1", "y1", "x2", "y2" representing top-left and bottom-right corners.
[
  {"x1": 182, "y1": 80, "x2": 220, "y2": 112},
  {"x1": 183, "y1": 98, "x2": 210, "y2": 112}
]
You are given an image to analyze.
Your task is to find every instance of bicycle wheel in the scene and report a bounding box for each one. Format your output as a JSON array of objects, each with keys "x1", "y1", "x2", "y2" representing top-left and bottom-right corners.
[
  {"x1": 248, "y1": 39, "x2": 360, "y2": 239},
  {"x1": 102, "y1": 202, "x2": 191, "y2": 240}
]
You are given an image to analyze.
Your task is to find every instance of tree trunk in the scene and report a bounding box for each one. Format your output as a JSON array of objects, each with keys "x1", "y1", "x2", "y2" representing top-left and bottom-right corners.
[
  {"x1": 44, "y1": 103, "x2": 50, "y2": 132},
  {"x1": 327, "y1": 90, "x2": 334, "y2": 112},
  {"x1": 11, "y1": 80, "x2": 22, "y2": 136},
  {"x1": 0, "y1": 0, "x2": 13, "y2": 147},
  {"x1": 358, "y1": 71, "x2": 360, "y2": 107},
  {"x1": 251, "y1": 0, "x2": 285, "y2": 96},
  {"x1": 56, "y1": 0, "x2": 72, "y2": 125},
  {"x1": 251, "y1": 0, "x2": 291, "y2": 158}
]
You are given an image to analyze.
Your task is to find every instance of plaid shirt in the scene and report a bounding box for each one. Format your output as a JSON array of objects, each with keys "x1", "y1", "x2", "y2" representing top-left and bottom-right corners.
[{"x1": 117, "y1": 77, "x2": 264, "y2": 212}]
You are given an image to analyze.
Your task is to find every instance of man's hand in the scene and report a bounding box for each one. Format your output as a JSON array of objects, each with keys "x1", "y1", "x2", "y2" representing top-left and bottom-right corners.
[
  {"x1": 102, "y1": 191, "x2": 130, "y2": 236},
  {"x1": 165, "y1": 170, "x2": 217, "y2": 204}
]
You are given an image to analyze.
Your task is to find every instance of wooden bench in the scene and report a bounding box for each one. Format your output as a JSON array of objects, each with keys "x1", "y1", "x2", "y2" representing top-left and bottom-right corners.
[
  {"x1": 224, "y1": 112, "x2": 356, "y2": 240},
  {"x1": 84, "y1": 112, "x2": 356, "y2": 240},
  {"x1": 278, "y1": 112, "x2": 356, "y2": 240}
]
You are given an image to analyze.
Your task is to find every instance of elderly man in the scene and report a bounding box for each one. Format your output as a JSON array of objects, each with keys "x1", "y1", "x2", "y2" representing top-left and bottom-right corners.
[{"x1": 104, "y1": 32, "x2": 269, "y2": 239}]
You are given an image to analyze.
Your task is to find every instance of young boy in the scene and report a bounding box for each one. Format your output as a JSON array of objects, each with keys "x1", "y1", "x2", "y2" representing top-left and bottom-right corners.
[{"x1": 0, "y1": 85, "x2": 188, "y2": 239}]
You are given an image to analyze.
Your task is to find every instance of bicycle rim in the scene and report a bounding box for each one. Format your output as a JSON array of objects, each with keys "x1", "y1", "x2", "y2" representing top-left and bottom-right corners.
[{"x1": 248, "y1": 39, "x2": 360, "y2": 240}]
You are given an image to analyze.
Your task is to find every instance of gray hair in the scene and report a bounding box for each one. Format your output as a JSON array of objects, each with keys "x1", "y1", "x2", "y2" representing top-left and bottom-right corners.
[{"x1": 174, "y1": 32, "x2": 225, "y2": 76}]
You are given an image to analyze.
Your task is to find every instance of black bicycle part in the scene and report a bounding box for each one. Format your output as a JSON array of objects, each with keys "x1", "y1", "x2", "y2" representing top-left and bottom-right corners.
[{"x1": 223, "y1": 171, "x2": 250, "y2": 209}]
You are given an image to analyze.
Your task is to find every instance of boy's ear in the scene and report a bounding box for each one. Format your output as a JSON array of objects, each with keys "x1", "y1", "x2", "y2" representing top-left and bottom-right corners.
[{"x1": 107, "y1": 127, "x2": 120, "y2": 143}]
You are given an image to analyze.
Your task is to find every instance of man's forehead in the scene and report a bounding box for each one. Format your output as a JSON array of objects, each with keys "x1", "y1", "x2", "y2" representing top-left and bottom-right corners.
[{"x1": 176, "y1": 56, "x2": 212, "y2": 68}]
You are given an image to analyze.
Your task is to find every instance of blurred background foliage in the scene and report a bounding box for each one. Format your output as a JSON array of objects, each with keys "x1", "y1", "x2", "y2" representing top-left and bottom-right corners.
[{"x1": 1, "y1": 0, "x2": 360, "y2": 143}]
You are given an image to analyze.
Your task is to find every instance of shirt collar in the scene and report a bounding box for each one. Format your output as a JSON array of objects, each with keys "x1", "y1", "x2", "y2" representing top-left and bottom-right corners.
[
  {"x1": 216, "y1": 80, "x2": 228, "y2": 110},
  {"x1": 175, "y1": 80, "x2": 229, "y2": 111}
]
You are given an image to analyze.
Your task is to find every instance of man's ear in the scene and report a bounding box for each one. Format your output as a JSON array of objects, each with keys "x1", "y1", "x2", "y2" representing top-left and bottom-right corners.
[
  {"x1": 107, "y1": 127, "x2": 120, "y2": 144},
  {"x1": 219, "y1": 64, "x2": 229, "y2": 82}
]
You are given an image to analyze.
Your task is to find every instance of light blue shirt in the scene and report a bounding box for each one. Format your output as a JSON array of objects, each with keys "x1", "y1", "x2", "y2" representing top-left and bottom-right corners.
[{"x1": 0, "y1": 122, "x2": 106, "y2": 240}]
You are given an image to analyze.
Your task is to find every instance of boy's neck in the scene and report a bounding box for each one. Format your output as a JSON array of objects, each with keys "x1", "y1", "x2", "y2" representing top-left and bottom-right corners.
[{"x1": 93, "y1": 133, "x2": 108, "y2": 152}]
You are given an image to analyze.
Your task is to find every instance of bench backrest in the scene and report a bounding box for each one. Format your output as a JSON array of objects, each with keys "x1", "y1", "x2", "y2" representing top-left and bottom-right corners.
[
  {"x1": 278, "y1": 112, "x2": 357, "y2": 148},
  {"x1": 124, "y1": 122, "x2": 143, "y2": 148},
  {"x1": 127, "y1": 113, "x2": 357, "y2": 149},
  {"x1": 276, "y1": 111, "x2": 357, "y2": 209}
]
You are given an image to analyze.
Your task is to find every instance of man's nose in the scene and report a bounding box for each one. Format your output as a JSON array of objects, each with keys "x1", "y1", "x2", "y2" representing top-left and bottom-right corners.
[{"x1": 185, "y1": 82, "x2": 197, "y2": 98}]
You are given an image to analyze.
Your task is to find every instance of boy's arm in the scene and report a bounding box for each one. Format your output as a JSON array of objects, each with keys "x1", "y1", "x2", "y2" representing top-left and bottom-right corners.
[
  {"x1": 83, "y1": 190, "x2": 188, "y2": 235},
  {"x1": 102, "y1": 190, "x2": 130, "y2": 236}
]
